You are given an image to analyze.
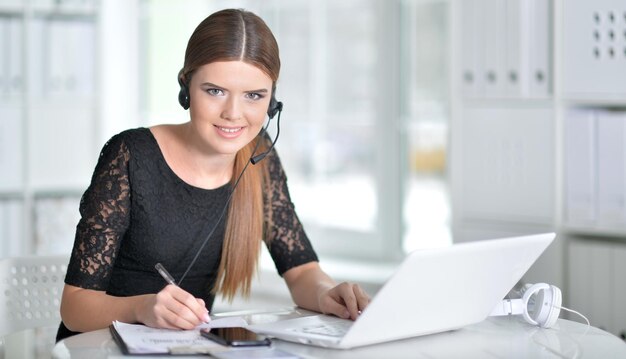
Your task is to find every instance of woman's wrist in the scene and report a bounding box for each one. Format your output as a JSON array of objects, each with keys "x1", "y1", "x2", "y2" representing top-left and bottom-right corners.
[{"x1": 131, "y1": 294, "x2": 153, "y2": 324}]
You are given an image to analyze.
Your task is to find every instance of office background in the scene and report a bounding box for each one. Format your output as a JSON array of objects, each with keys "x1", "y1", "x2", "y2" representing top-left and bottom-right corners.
[{"x1": 0, "y1": 0, "x2": 625, "y2": 355}]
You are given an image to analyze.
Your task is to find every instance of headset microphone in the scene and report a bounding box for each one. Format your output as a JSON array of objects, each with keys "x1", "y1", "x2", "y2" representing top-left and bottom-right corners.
[{"x1": 251, "y1": 101, "x2": 282, "y2": 165}]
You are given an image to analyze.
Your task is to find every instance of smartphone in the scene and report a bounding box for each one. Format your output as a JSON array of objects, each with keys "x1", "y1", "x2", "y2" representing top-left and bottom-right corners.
[{"x1": 200, "y1": 327, "x2": 271, "y2": 347}]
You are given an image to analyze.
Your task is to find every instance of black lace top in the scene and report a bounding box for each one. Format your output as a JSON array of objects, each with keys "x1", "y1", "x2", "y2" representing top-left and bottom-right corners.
[{"x1": 57, "y1": 127, "x2": 318, "y2": 341}]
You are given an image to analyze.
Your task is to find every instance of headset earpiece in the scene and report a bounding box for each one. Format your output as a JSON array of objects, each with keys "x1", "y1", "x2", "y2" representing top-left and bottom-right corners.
[
  {"x1": 522, "y1": 283, "x2": 561, "y2": 328},
  {"x1": 178, "y1": 73, "x2": 190, "y2": 110},
  {"x1": 267, "y1": 94, "x2": 283, "y2": 119}
]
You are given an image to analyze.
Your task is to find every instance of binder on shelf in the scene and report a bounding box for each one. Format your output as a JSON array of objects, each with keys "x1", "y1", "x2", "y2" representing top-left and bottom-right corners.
[
  {"x1": 564, "y1": 108, "x2": 596, "y2": 224},
  {"x1": 27, "y1": 17, "x2": 45, "y2": 100},
  {"x1": 527, "y1": 0, "x2": 550, "y2": 97},
  {"x1": 42, "y1": 18, "x2": 96, "y2": 99},
  {"x1": 0, "y1": 203, "x2": 5, "y2": 257},
  {"x1": 6, "y1": 200, "x2": 23, "y2": 256},
  {"x1": 461, "y1": 0, "x2": 551, "y2": 99},
  {"x1": 0, "y1": 107, "x2": 23, "y2": 192},
  {"x1": 480, "y1": 0, "x2": 504, "y2": 97},
  {"x1": 0, "y1": 17, "x2": 7, "y2": 97},
  {"x1": 460, "y1": 0, "x2": 479, "y2": 97},
  {"x1": 596, "y1": 110, "x2": 626, "y2": 225},
  {"x1": 47, "y1": 19, "x2": 67, "y2": 98},
  {"x1": 8, "y1": 16, "x2": 22, "y2": 98},
  {"x1": 28, "y1": 15, "x2": 98, "y2": 191},
  {"x1": 503, "y1": 0, "x2": 526, "y2": 97},
  {"x1": 69, "y1": 19, "x2": 95, "y2": 98}
]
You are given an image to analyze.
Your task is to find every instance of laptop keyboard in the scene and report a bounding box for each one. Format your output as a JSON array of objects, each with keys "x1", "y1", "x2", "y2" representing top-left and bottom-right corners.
[{"x1": 292, "y1": 321, "x2": 352, "y2": 337}]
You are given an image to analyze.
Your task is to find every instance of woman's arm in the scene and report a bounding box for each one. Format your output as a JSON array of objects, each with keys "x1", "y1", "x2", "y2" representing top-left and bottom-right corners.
[
  {"x1": 283, "y1": 262, "x2": 370, "y2": 320},
  {"x1": 263, "y1": 150, "x2": 369, "y2": 319},
  {"x1": 60, "y1": 284, "x2": 210, "y2": 332}
]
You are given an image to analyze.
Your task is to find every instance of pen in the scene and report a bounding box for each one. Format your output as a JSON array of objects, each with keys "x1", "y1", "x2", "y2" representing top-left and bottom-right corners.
[{"x1": 155, "y1": 262, "x2": 177, "y2": 286}]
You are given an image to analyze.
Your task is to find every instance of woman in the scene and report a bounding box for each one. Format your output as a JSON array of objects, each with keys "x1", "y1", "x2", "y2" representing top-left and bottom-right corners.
[{"x1": 57, "y1": 8, "x2": 369, "y2": 341}]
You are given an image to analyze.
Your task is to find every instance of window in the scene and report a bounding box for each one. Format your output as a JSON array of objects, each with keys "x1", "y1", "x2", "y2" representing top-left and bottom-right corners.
[
  {"x1": 401, "y1": 0, "x2": 452, "y2": 252},
  {"x1": 271, "y1": 0, "x2": 390, "y2": 259}
]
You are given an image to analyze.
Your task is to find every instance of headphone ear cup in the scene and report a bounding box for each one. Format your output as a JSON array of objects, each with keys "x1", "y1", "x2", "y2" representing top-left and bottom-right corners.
[
  {"x1": 267, "y1": 95, "x2": 282, "y2": 119},
  {"x1": 178, "y1": 76, "x2": 190, "y2": 110},
  {"x1": 522, "y1": 283, "x2": 561, "y2": 328},
  {"x1": 542, "y1": 285, "x2": 561, "y2": 328}
]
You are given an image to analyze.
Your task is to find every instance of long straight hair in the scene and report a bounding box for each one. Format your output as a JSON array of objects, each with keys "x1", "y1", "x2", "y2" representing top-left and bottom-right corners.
[{"x1": 181, "y1": 9, "x2": 280, "y2": 301}]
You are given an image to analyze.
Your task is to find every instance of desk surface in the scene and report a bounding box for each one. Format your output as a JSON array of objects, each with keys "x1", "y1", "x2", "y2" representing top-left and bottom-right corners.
[{"x1": 52, "y1": 308, "x2": 626, "y2": 359}]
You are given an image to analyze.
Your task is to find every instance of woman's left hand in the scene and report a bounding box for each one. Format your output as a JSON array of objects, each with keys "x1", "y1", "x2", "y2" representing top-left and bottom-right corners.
[
  {"x1": 284, "y1": 262, "x2": 371, "y2": 321},
  {"x1": 318, "y1": 282, "x2": 370, "y2": 320}
]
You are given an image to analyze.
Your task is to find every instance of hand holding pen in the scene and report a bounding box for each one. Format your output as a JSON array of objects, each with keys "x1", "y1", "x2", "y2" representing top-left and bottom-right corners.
[{"x1": 134, "y1": 263, "x2": 211, "y2": 330}]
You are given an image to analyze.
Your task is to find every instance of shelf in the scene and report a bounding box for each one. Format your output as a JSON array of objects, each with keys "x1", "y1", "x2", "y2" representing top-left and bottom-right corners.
[
  {"x1": 31, "y1": 188, "x2": 86, "y2": 198},
  {"x1": 461, "y1": 97, "x2": 554, "y2": 108},
  {"x1": 0, "y1": 4, "x2": 23, "y2": 15},
  {"x1": 461, "y1": 94, "x2": 554, "y2": 101},
  {"x1": 561, "y1": 97, "x2": 626, "y2": 108},
  {"x1": 0, "y1": 191, "x2": 25, "y2": 200},
  {"x1": 29, "y1": 98, "x2": 96, "y2": 108},
  {"x1": 0, "y1": 188, "x2": 86, "y2": 199},
  {"x1": 31, "y1": 1, "x2": 97, "y2": 17},
  {"x1": 561, "y1": 224, "x2": 626, "y2": 240},
  {"x1": 0, "y1": 2, "x2": 97, "y2": 17}
]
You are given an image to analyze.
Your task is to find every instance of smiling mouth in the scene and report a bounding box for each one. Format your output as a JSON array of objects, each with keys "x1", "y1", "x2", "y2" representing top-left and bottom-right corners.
[{"x1": 216, "y1": 126, "x2": 243, "y2": 133}]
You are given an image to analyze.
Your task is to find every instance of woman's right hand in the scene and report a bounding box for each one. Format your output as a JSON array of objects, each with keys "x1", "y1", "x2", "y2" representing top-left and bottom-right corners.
[{"x1": 136, "y1": 285, "x2": 210, "y2": 330}]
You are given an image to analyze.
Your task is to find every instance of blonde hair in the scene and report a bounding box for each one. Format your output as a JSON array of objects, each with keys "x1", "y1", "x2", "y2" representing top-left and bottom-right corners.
[{"x1": 215, "y1": 138, "x2": 270, "y2": 301}]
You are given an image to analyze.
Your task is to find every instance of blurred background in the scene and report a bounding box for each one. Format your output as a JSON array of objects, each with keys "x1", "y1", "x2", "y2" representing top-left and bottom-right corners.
[{"x1": 1, "y1": 0, "x2": 625, "y2": 356}]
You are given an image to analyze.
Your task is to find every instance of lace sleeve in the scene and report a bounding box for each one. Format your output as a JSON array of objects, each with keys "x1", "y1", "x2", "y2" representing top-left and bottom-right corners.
[
  {"x1": 263, "y1": 149, "x2": 319, "y2": 276},
  {"x1": 64, "y1": 134, "x2": 131, "y2": 290}
]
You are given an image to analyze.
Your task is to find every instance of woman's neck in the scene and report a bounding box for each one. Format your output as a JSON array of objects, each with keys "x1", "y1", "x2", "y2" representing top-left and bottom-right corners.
[{"x1": 169, "y1": 123, "x2": 236, "y2": 189}]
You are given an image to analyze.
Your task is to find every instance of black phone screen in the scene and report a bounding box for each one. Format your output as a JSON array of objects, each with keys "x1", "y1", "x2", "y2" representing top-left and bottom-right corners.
[{"x1": 200, "y1": 327, "x2": 271, "y2": 347}]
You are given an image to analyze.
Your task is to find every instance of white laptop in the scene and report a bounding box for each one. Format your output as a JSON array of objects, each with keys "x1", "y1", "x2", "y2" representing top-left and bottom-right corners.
[{"x1": 249, "y1": 232, "x2": 555, "y2": 349}]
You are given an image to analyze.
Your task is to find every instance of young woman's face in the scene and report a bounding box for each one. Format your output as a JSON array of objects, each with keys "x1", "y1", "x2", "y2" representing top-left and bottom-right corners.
[{"x1": 188, "y1": 61, "x2": 273, "y2": 156}]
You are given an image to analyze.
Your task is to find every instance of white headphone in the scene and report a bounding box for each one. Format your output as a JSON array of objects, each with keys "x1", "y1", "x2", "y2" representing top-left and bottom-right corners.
[{"x1": 490, "y1": 283, "x2": 562, "y2": 328}]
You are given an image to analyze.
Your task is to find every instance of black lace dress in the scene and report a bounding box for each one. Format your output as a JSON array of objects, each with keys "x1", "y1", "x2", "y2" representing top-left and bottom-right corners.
[{"x1": 56, "y1": 128, "x2": 318, "y2": 341}]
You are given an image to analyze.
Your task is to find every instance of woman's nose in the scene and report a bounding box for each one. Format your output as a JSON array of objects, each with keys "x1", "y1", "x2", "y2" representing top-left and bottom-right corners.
[{"x1": 220, "y1": 97, "x2": 242, "y2": 121}]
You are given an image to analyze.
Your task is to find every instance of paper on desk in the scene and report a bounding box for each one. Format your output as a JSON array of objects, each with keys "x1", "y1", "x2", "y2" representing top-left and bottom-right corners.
[{"x1": 111, "y1": 316, "x2": 248, "y2": 354}]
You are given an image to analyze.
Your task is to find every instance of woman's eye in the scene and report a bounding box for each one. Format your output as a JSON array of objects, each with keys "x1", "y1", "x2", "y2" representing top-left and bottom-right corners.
[
  {"x1": 246, "y1": 93, "x2": 264, "y2": 100},
  {"x1": 206, "y1": 88, "x2": 223, "y2": 96}
]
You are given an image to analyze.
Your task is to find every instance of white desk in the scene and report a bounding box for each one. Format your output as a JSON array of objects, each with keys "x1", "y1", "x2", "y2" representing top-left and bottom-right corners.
[{"x1": 51, "y1": 308, "x2": 626, "y2": 358}]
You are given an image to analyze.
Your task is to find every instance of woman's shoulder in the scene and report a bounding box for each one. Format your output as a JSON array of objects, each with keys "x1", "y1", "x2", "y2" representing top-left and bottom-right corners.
[
  {"x1": 111, "y1": 127, "x2": 151, "y2": 142},
  {"x1": 92, "y1": 128, "x2": 156, "y2": 165},
  {"x1": 102, "y1": 127, "x2": 153, "y2": 150}
]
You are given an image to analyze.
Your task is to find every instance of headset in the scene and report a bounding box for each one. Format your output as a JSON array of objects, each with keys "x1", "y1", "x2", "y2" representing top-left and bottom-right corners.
[
  {"x1": 177, "y1": 71, "x2": 282, "y2": 120},
  {"x1": 490, "y1": 283, "x2": 562, "y2": 328}
]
